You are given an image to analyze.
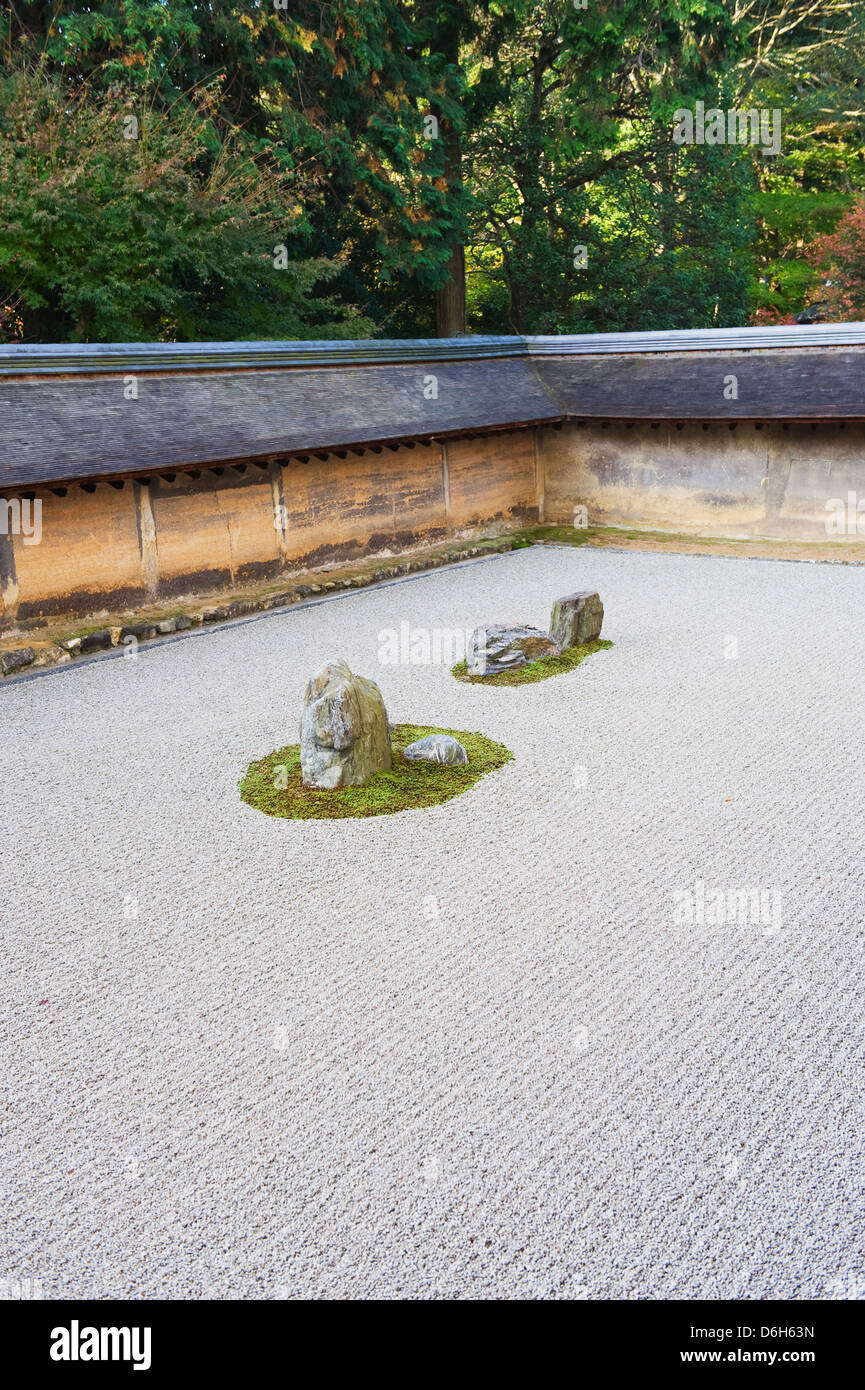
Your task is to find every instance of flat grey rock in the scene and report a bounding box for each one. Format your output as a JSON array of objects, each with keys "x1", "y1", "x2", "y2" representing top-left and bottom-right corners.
[
  {"x1": 402, "y1": 734, "x2": 468, "y2": 765},
  {"x1": 549, "y1": 591, "x2": 604, "y2": 648},
  {"x1": 466, "y1": 623, "x2": 561, "y2": 676}
]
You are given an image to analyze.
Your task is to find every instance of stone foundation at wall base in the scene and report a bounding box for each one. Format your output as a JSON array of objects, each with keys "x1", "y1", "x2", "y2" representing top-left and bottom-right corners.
[{"x1": 0, "y1": 532, "x2": 525, "y2": 679}]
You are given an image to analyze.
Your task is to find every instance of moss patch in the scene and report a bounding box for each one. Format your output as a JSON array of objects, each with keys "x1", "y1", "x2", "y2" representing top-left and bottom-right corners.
[
  {"x1": 239, "y1": 723, "x2": 513, "y2": 820},
  {"x1": 452, "y1": 638, "x2": 612, "y2": 686}
]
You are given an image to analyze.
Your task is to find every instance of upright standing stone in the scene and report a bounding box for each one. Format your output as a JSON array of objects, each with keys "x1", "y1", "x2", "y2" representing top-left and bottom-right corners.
[
  {"x1": 548, "y1": 592, "x2": 604, "y2": 648},
  {"x1": 300, "y1": 659, "x2": 391, "y2": 788}
]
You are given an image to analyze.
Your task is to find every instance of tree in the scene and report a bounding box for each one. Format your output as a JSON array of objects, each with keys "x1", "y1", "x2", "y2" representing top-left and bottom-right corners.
[
  {"x1": 0, "y1": 61, "x2": 373, "y2": 342},
  {"x1": 807, "y1": 198, "x2": 865, "y2": 319},
  {"x1": 1, "y1": 1, "x2": 465, "y2": 337},
  {"x1": 462, "y1": 0, "x2": 751, "y2": 332},
  {"x1": 3, "y1": 0, "x2": 860, "y2": 338},
  {"x1": 405, "y1": 1, "x2": 479, "y2": 335},
  {"x1": 729, "y1": 0, "x2": 865, "y2": 321}
]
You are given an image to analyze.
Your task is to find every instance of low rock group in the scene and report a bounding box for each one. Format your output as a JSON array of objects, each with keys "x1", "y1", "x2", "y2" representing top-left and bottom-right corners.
[
  {"x1": 466, "y1": 623, "x2": 560, "y2": 677},
  {"x1": 298, "y1": 588, "x2": 602, "y2": 789},
  {"x1": 466, "y1": 590, "x2": 603, "y2": 676}
]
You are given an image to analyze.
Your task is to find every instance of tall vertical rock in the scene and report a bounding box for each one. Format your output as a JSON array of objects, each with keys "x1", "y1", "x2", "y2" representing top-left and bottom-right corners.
[
  {"x1": 300, "y1": 660, "x2": 391, "y2": 789},
  {"x1": 548, "y1": 592, "x2": 604, "y2": 648}
]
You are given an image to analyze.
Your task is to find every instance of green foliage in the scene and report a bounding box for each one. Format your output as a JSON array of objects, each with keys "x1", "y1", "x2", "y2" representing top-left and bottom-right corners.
[
  {"x1": 460, "y1": 0, "x2": 753, "y2": 331},
  {"x1": 0, "y1": 61, "x2": 373, "y2": 341},
  {"x1": 1, "y1": 0, "x2": 862, "y2": 339},
  {"x1": 0, "y1": 1, "x2": 464, "y2": 339},
  {"x1": 732, "y1": 0, "x2": 865, "y2": 321},
  {"x1": 239, "y1": 724, "x2": 513, "y2": 819}
]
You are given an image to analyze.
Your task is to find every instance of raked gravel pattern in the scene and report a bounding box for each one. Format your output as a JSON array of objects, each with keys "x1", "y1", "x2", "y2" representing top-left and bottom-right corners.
[{"x1": 1, "y1": 546, "x2": 863, "y2": 1301}]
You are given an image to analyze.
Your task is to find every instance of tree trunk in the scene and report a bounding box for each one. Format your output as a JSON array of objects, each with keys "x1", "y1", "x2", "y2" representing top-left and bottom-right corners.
[
  {"x1": 435, "y1": 131, "x2": 466, "y2": 337},
  {"x1": 435, "y1": 242, "x2": 466, "y2": 337}
]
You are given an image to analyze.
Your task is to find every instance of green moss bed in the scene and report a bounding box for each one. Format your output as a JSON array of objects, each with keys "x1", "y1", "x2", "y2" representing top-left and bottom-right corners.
[
  {"x1": 239, "y1": 723, "x2": 513, "y2": 820},
  {"x1": 452, "y1": 638, "x2": 613, "y2": 686}
]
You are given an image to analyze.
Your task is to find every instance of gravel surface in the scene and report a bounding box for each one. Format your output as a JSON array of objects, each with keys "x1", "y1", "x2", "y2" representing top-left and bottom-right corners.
[{"x1": 1, "y1": 545, "x2": 863, "y2": 1301}]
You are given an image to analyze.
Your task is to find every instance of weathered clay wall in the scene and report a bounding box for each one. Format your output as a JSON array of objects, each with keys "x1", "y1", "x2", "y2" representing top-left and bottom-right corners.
[
  {"x1": 6, "y1": 415, "x2": 865, "y2": 625},
  {"x1": 276, "y1": 442, "x2": 448, "y2": 569},
  {"x1": 444, "y1": 432, "x2": 538, "y2": 529},
  {"x1": 8, "y1": 483, "x2": 149, "y2": 620},
  {"x1": 1, "y1": 431, "x2": 536, "y2": 624},
  {"x1": 148, "y1": 466, "x2": 281, "y2": 598},
  {"x1": 539, "y1": 420, "x2": 865, "y2": 539}
]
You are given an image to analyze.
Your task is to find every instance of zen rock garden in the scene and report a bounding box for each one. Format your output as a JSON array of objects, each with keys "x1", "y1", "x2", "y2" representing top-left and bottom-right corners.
[
  {"x1": 240, "y1": 588, "x2": 604, "y2": 818},
  {"x1": 466, "y1": 590, "x2": 603, "y2": 676}
]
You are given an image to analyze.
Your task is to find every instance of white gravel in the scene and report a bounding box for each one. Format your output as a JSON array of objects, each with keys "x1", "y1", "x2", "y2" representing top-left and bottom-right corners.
[{"x1": 1, "y1": 545, "x2": 863, "y2": 1301}]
